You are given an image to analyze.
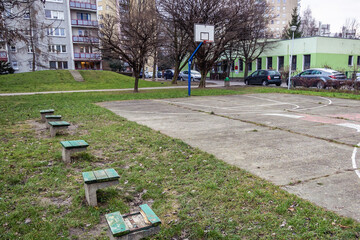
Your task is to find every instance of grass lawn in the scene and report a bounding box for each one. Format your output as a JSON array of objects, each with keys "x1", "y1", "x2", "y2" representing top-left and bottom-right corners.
[
  {"x1": 0, "y1": 70, "x2": 171, "y2": 93},
  {"x1": 1, "y1": 87, "x2": 360, "y2": 239}
]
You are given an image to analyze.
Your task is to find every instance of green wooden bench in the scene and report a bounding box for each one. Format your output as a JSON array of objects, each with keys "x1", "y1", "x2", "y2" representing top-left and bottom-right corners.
[
  {"x1": 45, "y1": 115, "x2": 62, "y2": 129},
  {"x1": 40, "y1": 109, "x2": 54, "y2": 122},
  {"x1": 49, "y1": 121, "x2": 70, "y2": 137},
  {"x1": 60, "y1": 140, "x2": 89, "y2": 162},
  {"x1": 82, "y1": 168, "x2": 120, "y2": 206},
  {"x1": 105, "y1": 204, "x2": 161, "y2": 240}
]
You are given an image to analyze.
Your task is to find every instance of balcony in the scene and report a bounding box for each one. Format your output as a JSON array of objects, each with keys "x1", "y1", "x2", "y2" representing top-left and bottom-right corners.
[
  {"x1": 72, "y1": 36, "x2": 99, "y2": 43},
  {"x1": 69, "y1": 1, "x2": 96, "y2": 11},
  {"x1": 71, "y1": 19, "x2": 98, "y2": 27},
  {"x1": 74, "y1": 52, "x2": 101, "y2": 59},
  {"x1": 0, "y1": 51, "x2": 7, "y2": 61}
]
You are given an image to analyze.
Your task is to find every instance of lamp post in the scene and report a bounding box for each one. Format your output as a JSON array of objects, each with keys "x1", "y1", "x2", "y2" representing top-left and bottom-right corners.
[{"x1": 288, "y1": 25, "x2": 297, "y2": 90}]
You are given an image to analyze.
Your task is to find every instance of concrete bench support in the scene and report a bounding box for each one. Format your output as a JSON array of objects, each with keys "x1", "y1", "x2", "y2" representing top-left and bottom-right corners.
[
  {"x1": 40, "y1": 109, "x2": 54, "y2": 122},
  {"x1": 49, "y1": 121, "x2": 70, "y2": 137},
  {"x1": 82, "y1": 168, "x2": 120, "y2": 206},
  {"x1": 61, "y1": 140, "x2": 89, "y2": 162},
  {"x1": 106, "y1": 204, "x2": 161, "y2": 240},
  {"x1": 45, "y1": 115, "x2": 62, "y2": 129}
]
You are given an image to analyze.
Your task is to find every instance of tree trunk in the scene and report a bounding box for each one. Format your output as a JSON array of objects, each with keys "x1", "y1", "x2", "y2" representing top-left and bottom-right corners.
[
  {"x1": 134, "y1": 77, "x2": 139, "y2": 92},
  {"x1": 198, "y1": 70, "x2": 207, "y2": 88},
  {"x1": 244, "y1": 61, "x2": 249, "y2": 79},
  {"x1": 171, "y1": 61, "x2": 180, "y2": 84},
  {"x1": 152, "y1": 50, "x2": 157, "y2": 81}
]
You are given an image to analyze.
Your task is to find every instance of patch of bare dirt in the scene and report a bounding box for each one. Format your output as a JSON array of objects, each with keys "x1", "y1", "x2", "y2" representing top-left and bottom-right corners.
[
  {"x1": 69, "y1": 215, "x2": 108, "y2": 240},
  {"x1": 39, "y1": 196, "x2": 72, "y2": 207}
]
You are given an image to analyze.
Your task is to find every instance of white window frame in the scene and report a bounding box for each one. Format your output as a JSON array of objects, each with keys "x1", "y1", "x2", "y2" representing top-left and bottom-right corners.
[
  {"x1": 348, "y1": 55, "x2": 354, "y2": 66},
  {"x1": 10, "y1": 46, "x2": 16, "y2": 52},
  {"x1": 45, "y1": 10, "x2": 64, "y2": 20},
  {"x1": 47, "y1": 28, "x2": 66, "y2": 37},
  {"x1": 46, "y1": 0, "x2": 63, "y2": 2},
  {"x1": 28, "y1": 45, "x2": 33, "y2": 53},
  {"x1": 48, "y1": 44, "x2": 67, "y2": 53}
]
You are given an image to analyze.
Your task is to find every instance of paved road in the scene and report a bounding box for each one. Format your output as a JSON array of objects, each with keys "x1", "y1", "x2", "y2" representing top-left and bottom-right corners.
[{"x1": 98, "y1": 94, "x2": 360, "y2": 221}]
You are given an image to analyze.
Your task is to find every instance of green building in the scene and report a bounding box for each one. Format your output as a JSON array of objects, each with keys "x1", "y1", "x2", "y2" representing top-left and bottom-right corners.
[{"x1": 227, "y1": 37, "x2": 360, "y2": 79}]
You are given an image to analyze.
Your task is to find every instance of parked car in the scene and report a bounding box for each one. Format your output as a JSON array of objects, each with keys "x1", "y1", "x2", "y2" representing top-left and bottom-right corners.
[
  {"x1": 163, "y1": 69, "x2": 180, "y2": 80},
  {"x1": 244, "y1": 70, "x2": 282, "y2": 86},
  {"x1": 157, "y1": 71, "x2": 162, "y2": 78},
  {"x1": 179, "y1": 70, "x2": 202, "y2": 81},
  {"x1": 290, "y1": 68, "x2": 347, "y2": 89},
  {"x1": 139, "y1": 71, "x2": 150, "y2": 78}
]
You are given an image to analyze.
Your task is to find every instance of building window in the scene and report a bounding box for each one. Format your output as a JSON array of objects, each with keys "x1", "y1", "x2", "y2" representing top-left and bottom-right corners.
[
  {"x1": 49, "y1": 61, "x2": 57, "y2": 69},
  {"x1": 45, "y1": 10, "x2": 64, "y2": 20},
  {"x1": 357, "y1": 56, "x2": 360, "y2": 66},
  {"x1": 0, "y1": 43, "x2": 5, "y2": 50},
  {"x1": 248, "y1": 62, "x2": 252, "y2": 72},
  {"x1": 77, "y1": 12, "x2": 91, "y2": 20},
  {"x1": 12, "y1": 61, "x2": 18, "y2": 69},
  {"x1": 48, "y1": 45, "x2": 67, "y2": 53},
  {"x1": 98, "y1": 6, "x2": 103, "y2": 10},
  {"x1": 28, "y1": 45, "x2": 33, "y2": 53},
  {"x1": 231, "y1": 60, "x2": 235, "y2": 72},
  {"x1": 239, "y1": 59, "x2": 243, "y2": 72},
  {"x1": 348, "y1": 55, "x2": 353, "y2": 66},
  {"x1": 283, "y1": 7, "x2": 285, "y2": 10},
  {"x1": 28, "y1": 61, "x2": 37, "y2": 70},
  {"x1": 278, "y1": 56, "x2": 284, "y2": 70},
  {"x1": 257, "y1": 58, "x2": 262, "y2": 70},
  {"x1": 267, "y1": 57, "x2": 273, "y2": 69},
  {"x1": 58, "y1": 61, "x2": 68, "y2": 69},
  {"x1": 47, "y1": 28, "x2": 65, "y2": 36},
  {"x1": 283, "y1": 0, "x2": 286, "y2": 3},
  {"x1": 291, "y1": 55, "x2": 297, "y2": 71},
  {"x1": 10, "y1": 46, "x2": 16, "y2": 52},
  {"x1": 24, "y1": 11, "x2": 30, "y2": 19},
  {"x1": 304, "y1": 55, "x2": 311, "y2": 70}
]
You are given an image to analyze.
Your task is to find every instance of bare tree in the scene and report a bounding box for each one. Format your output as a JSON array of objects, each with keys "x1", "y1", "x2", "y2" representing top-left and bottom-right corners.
[
  {"x1": 300, "y1": 7, "x2": 318, "y2": 37},
  {"x1": 99, "y1": 0, "x2": 158, "y2": 92},
  {"x1": 157, "y1": 0, "x2": 192, "y2": 84},
  {"x1": 0, "y1": 0, "x2": 45, "y2": 41},
  {"x1": 232, "y1": 0, "x2": 274, "y2": 78},
  {"x1": 341, "y1": 18, "x2": 359, "y2": 38}
]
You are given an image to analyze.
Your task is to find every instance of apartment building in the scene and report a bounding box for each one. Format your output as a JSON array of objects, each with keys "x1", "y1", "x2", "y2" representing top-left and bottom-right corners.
[
  {"x1": 267, "y1": 0, "x2": 301, "y2": 38},
  {"x1": 4, "y1": 0, "x2": 102, "y2": 73}
]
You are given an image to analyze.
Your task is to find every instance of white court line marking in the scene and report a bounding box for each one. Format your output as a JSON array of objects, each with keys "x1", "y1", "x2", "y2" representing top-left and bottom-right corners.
[
  {"x1": 352, "y1": 143, "x2": 360, "y2": 179},
  {"x1": 263, "y1": 113, "x2": 304, "y2": 119},
  {"x1": 292, "y1": 97, "x2": 332, "y2": 111},
  {"x1": 244, "y1": 95, "x2": 300, "y2": 109},
  {"x1": 337, "y1": 123, "x2": 360, "y2": 132}
]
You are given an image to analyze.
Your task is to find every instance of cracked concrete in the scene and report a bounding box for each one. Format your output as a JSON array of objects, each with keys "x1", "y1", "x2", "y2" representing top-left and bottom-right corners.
[{"x1": 98, "y1": 93, "x2": 360, "y2": 221}]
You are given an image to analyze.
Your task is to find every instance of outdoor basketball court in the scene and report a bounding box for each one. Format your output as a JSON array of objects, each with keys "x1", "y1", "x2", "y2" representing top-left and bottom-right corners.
[{"x1": 98, "y1": 93, "x2": 360, "y2": 221}]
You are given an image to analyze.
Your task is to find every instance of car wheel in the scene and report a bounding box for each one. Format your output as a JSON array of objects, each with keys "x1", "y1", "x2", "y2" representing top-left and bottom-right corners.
[
  {"x1": 180, "y1": 77, "x2": 184, "y2": 81},
  {"x1": 316, "y1": 81, "x2": 325, "y2": 89},
  {"x1": 275, "y1": 82, "x2": 281, "y2": 86},
  {"x1": 262, "y1": 80, "x2": 269, "y2": 86},
  {"x1": 191, "y1": 77, "x2": 194, "y2": 82},
  {"x1": 245, "y1": 80, "x2": 249, "y2": 85},
  {"x1": 291, "y1": 81, "x2": 296, "y2": 88}
]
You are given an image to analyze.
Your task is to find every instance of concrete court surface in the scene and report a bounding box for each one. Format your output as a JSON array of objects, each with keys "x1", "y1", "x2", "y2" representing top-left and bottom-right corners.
[{"x1": 98, "y1": 93, "x2": 360, "y2": 221}]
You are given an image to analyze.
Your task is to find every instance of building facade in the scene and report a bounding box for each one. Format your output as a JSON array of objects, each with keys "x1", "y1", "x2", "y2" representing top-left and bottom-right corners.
[
  {"x1": 4, "y1": 0, "x2": 102, "y2": 73},
  {"x1": 267, "y1": 0, "x2": 300, "y2": 38},
  {"x1": 219, "y1": 37, "x2": 360, "y2": 79}
]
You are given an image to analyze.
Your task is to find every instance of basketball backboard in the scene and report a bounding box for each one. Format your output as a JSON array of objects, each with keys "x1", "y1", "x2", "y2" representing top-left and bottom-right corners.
[{"x1": 194, "y1": 24, "x2": 214, "y2": 43}]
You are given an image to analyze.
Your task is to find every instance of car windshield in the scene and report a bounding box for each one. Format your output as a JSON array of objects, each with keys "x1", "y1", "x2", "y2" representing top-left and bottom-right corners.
[
  {"x1": 268, "y1": 71, "x2": 279, "y2": 75},
  {"x1": 190, "y1": 70, "x2": 200, "y2": 74}
]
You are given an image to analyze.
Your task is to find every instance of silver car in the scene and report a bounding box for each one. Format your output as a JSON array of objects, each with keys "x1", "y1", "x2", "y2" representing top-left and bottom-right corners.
[{"x1": 179, "y1": 70, "x2": 201, "y2": 81}]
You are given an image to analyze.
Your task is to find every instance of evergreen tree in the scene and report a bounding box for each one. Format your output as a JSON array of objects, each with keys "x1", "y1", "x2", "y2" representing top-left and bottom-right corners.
[{"x1": 282, "y1": 7, "x2": 302, "y2": 39}]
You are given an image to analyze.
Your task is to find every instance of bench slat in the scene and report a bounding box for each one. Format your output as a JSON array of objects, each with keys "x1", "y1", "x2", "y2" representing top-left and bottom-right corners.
[
  {"x1": 93, "y1": 169, "x2": 108, "y2": 181},
  {"x1": 45, "y1": 115, "x2": 62, "y2": 119},
  {"x1": 82, "y1": 171, "x2": 97, "y2": 183},
  {"x1": 40, "y1": 109, "x2": 54, "y2": 113},
  {"x1": 140, "y1": 204, "x2": 161, "y2": 226},
  {"x1": 49, "y1": 121, "x2": 70, "y2": 126},
  {"x1": 104, "y1": 168, "x2": 120, "y2": 180},
  {"x1": 105, "y1": 211, "x2": 129, "y2": 237}
]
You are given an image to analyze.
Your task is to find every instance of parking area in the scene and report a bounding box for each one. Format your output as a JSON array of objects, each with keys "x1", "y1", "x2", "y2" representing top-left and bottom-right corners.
[{"x1": 98, "y1": 93, "x2": 360, "y2": 221}]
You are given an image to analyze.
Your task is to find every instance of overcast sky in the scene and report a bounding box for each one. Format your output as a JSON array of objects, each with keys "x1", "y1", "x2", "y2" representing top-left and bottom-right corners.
[{"x1": 300, "y1": 0, "x2": 360, "y2": 33}]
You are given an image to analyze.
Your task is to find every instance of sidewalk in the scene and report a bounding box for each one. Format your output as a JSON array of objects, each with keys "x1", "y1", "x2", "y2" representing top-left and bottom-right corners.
[{"x1": 0, "y1": 80, "x2": 235, "y2": 97}]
